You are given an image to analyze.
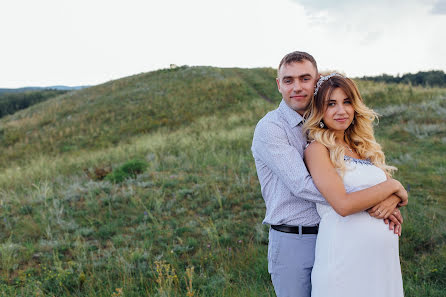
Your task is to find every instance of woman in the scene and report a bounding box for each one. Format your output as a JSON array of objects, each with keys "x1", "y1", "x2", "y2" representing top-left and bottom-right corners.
[{"x1": 303, "y1": 73, "x2": 406, "y2": 297}]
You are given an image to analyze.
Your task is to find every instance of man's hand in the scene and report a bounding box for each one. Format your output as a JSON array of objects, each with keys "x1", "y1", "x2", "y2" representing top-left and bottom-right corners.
[
  {"x1": 368, "y1": 195, "x2": 400, "y2": 219},
  {"x1": 368, "y1": 195, "x2": 404, "y2": 236},
  {"x1": 384, "y1": 208, "x2": 403, "y2": 236}
]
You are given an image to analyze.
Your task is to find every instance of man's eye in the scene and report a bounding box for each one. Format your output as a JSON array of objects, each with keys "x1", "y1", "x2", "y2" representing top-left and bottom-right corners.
[{"x1": 284, "y1": 80, "x2": 292, "y2": 84}]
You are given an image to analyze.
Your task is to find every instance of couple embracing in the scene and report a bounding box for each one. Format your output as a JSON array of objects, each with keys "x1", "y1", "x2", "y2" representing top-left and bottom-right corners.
[{"x1": 251, "y1": 51, "x2": 407, "y2": 297}]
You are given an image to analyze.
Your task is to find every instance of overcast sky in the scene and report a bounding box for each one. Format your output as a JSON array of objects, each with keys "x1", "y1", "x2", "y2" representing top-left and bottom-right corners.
[{"x1": 1, "y1": 0, "x2": 445, "y2": 88}]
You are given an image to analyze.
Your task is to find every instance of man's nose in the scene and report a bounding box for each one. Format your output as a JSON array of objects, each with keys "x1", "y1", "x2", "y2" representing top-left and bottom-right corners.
[{"x1": 293, "y1": 81, "x2": 302, "y2": 92}]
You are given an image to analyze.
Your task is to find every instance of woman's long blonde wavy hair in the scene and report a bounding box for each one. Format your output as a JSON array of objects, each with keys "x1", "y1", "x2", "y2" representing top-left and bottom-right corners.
[{"x1": 303, "y1": 75, "x2": 396, "y2": 176}]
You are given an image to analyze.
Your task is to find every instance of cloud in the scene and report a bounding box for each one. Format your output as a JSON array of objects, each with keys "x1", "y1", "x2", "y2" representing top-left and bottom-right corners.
[
  {"x1": 431, "y1": 0, "x2": 446, "y2": 14},
  {"x1": 285, "y1": 0, "x2": 446, "y2": 77},
  {"x1": 294, "y1": 0, "x2": 437, "y2": 11},
  {"x1": 290, "y1": 0, "x2": 439, "y2": 46},
  {"x1": 293, "y1": 0, "x2": 356, "y2": 10},
  {"x1": 360, "y1": 31, "x2": 382, "y2": 46}
]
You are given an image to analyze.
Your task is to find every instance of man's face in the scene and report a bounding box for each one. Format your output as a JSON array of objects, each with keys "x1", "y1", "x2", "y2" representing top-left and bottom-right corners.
[{"x1": 276, "y1": 60, "x2": 318, "y2": 115}]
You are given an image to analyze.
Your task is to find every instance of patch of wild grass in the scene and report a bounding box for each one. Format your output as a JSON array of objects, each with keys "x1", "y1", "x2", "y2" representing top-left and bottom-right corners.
[{"x1": 0, "y1": 103, "x2": 273, "y2": 296}]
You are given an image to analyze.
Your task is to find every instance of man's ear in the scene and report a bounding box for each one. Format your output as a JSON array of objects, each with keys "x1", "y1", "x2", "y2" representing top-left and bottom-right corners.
[
  {"x1": 276, "y1": 77, "x2": 281, "y2": 92},
  {"x1": 314, "y1": 73, "x2": 321, "y2": 89}
]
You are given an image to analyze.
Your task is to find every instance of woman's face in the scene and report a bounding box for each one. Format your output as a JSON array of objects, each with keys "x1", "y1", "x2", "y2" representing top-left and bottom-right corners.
[{"x1": 322, "y1": 87, "x2": 355, "y2": 136}]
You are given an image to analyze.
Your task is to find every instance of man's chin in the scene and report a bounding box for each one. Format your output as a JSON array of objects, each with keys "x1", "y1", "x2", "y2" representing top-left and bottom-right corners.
[{"x1": 291, "y1": 104, "x2": 306, "y2": 115}]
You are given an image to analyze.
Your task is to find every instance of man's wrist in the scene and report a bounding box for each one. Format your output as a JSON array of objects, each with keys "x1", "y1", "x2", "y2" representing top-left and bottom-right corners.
[{"x1": 391, "y1": 195, "x2": 401, "y2": 204}]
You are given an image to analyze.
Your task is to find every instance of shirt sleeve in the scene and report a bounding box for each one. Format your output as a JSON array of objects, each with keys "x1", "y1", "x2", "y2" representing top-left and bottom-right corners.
[{"x1": 252, "y1": 119, "x2": 328, "y2": 204}]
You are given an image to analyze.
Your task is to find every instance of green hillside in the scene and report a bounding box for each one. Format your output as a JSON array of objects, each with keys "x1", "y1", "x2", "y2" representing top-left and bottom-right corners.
[
  {"x1": 0, "y1": 66, "x2": 278, "y2": 169},
  {"x1": 0, "y1": 66, "x2": 445, "y2": 296}
]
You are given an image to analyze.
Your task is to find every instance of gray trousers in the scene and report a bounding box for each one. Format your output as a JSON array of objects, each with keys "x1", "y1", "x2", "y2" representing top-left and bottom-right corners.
[{"x1": 268, "y1": 228, "x2": 317, "y2": 297}]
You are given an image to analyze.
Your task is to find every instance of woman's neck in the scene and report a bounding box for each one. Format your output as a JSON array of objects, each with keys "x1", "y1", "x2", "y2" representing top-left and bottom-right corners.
[{"x1": 334, "y1": 132, "x2": 347, "y2": 145}]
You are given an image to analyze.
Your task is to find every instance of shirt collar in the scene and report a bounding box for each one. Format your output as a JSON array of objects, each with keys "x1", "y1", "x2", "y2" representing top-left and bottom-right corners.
[{"x1": 279, "y1": 99, "x2": 305, "y2": 127}]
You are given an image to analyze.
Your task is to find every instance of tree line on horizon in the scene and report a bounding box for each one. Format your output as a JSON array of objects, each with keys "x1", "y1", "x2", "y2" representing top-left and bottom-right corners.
[
  {"x1": 0, "y1": 89, "x2": 67, "y2": 118},
  {"x1": 359, "y1": 70, "x2": 446, "y2": 87}
]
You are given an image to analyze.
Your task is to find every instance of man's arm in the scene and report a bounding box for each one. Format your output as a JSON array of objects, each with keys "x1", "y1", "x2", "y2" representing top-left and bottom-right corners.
[{"x1": 252, "y1": 119, "x2": 327, "y2": 204}]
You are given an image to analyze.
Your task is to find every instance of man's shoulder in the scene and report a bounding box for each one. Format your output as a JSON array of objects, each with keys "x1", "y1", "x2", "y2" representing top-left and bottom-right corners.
[
  {"x1": 252, "y1": 107, "x2": 291, "y2": 149},
  {"x1": 255, "y1": 107, "x2": 284, "y2": 131}
]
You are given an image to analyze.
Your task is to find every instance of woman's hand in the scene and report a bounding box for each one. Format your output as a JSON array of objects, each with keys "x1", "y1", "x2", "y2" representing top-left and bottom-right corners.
[{"x1": 368, "y1": 195, "x2": 400, "y2": 219}]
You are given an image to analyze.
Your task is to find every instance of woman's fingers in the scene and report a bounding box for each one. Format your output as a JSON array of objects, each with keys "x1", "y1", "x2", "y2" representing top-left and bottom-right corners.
[
  {"x1": 394, "y1": 224, "x2": 402, "y2": 236},
  {"x1": 398, "y1": 198, "x2": 408, "y2": 207},
  {"x1": 388, "y1": 220, "x2": 395, "y2": 231}
]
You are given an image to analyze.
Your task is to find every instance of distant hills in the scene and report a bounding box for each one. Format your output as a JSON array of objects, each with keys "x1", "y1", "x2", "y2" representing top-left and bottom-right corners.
[
  {"x1": 0, "y1": 86, "x2": 90, "y2": 119},
  {"x1": 0, "y1": 85, "x2": 88, "y2": 95},
  {"x1": 0, "y1": 89, "x2": 69, "y2": 118}
]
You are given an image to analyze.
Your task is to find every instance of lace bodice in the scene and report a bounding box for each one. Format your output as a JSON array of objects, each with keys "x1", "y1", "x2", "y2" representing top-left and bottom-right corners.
[{"x1": 316, "y1": 156, "x2": 387, "y2": 218}]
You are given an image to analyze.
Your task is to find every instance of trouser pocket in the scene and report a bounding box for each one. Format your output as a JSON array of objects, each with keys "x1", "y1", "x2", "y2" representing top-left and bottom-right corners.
[{"x1": 268, "y1": 229, "x2": 281, "y2": 273}]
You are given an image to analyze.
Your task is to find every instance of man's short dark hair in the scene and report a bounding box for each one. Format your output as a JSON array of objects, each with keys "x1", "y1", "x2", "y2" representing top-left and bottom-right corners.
[{"x1": 278, "y1": 51, "x2": 318, "y2": 76}]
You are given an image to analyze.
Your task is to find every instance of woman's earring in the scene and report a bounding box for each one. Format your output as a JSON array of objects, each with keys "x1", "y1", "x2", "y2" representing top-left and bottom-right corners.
[{"x1": 319, "y1": 121, "x2": 325, "y2": 128}]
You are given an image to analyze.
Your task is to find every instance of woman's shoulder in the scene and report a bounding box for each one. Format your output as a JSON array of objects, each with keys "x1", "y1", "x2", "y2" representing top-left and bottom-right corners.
[
  {"x1": 304, "y1": 141, "x2": 329, "y2": 158},
  {"x1": 305, "y1": 140, "x2": 326, "y2": 151}
]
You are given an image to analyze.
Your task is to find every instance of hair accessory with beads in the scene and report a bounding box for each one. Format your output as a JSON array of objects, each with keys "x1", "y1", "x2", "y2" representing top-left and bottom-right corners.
[{"x1": 314, "y1": 72, "x2": 343, "y2": 96}]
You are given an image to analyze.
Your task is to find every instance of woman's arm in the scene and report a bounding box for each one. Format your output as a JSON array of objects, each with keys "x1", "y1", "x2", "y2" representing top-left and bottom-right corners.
[{"x1": 304, "y1": 141, "x2": 407, "y2": 217}]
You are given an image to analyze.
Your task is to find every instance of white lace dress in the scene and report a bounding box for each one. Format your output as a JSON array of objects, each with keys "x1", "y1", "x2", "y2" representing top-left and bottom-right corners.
[{"x1": 311, "y1": 156, "x2": 404, "y2": 297}]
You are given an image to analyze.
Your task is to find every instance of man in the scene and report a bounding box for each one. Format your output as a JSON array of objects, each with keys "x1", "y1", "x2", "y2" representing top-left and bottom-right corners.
[{"x1": 251, "y1": 51, "x2": 403, "y2": 297}]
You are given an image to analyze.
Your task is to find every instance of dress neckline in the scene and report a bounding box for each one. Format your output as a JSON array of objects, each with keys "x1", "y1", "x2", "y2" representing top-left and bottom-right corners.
[{"x1": 344, "y1": 155, "x2": 373, "y2": 165}]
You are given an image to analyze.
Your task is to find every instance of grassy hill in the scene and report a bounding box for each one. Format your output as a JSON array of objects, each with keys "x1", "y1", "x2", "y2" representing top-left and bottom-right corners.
[
  {"x1": 0, "y1": 66, "x2": 278, "y2": 169},
  {"x1": 0, "y1": 66, "x2": 445, "y2": 296}
]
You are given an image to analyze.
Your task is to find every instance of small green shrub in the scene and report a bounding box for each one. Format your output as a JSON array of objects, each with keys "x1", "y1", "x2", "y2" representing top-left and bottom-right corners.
[{"x1": 105, "y1": 159, "x2": 148, "y2": 183}]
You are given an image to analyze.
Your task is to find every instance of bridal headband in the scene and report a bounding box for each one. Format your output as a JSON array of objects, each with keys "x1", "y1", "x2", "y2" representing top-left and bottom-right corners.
[{"x1": 313, "y1": 72, "x2": 343, "y2": 96}]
